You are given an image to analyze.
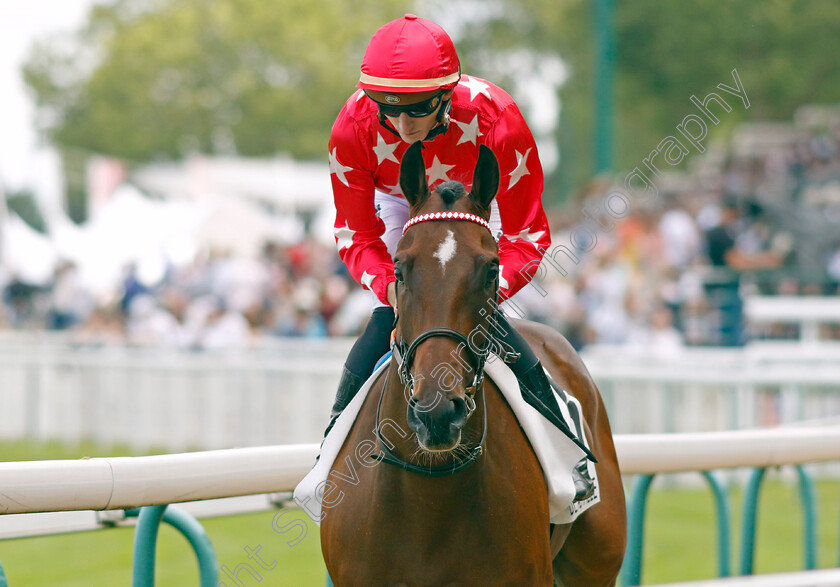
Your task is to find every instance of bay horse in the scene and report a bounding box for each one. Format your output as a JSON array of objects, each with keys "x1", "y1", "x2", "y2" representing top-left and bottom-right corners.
[{"x1": 321, "y1": 143, "x2": 626, "y2": 586}]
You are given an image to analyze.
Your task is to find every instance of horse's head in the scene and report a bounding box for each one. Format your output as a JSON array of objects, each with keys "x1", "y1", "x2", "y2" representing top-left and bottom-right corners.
[{"x1": 394, "y1": 141, "x2": 500, "y2": 452}]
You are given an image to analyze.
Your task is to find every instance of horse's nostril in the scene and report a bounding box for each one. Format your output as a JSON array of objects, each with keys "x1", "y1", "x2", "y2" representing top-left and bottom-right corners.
[
  {"x1": 450, "y1": 397, "x2": 468, "y2": 428},
  {"x1": 406, "y1": 394, "x2": 469, "y2": 441}
]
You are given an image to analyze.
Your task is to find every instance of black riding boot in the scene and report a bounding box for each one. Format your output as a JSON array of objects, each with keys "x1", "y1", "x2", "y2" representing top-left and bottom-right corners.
[
  {"x1": 323, "y1": 366, "x2": 367, "y2": 439},
  {"x1": 518, "y1": 361, "x2": 596, "y2": 502},
  {"x1": 314, "y1": 367, "x2": 367, "y2": 465}
]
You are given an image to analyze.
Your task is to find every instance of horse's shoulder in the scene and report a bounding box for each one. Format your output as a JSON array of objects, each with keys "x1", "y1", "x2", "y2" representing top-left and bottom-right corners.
[
  {"x1": 509, "y1": 318, "x2": 579, "y2": 362},
  {"x1": 510, "y1": 318, "x2": 598, "y2": 392}
]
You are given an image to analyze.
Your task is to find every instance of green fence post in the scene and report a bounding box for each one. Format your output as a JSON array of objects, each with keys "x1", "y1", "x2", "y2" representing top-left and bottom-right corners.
[
  {"x1": 739, "y1": 467, "x2": 767, "y2": 575},
  {"x1": 795, "y1": 465, "x2": 817, "y2": 570},
  {"x1": 131, "y1": 505, "x2": 168, "y2": 586},
  {"x1": 128, "y1": 505, "x2": 218, "y2": 587},
  {"x1": 620, "y1": 473, "x2": 656, "y2": 586},
  {"x1": 161, "y1": 506, "x2": 219, "y2": 587},
  {"x1": 701, "y1": 471, "x2": 732, "y2": 577}
]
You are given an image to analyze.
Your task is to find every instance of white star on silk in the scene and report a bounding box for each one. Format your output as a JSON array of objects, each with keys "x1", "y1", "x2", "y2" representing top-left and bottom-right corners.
[
  {"x1": 498, "y1": 265, "x2": 510, "y2": 291},
  {"x1": 382, "y1": 182, "x2": 403, "y2": 196},
  {"x1": 329, "y1": 147, "x2": 353, "y2": 187},
  {"x1": 426, "y1": 156, "x2": 455, "y2": 185},
  {"x1": 459, "y1": 76, "x2": 492, "y2": 102},
  {"x1": 334, "y1": 222, "x2": 356, "y2": 252},
  {"x1": 361, "y1": 271, "x2": 376, "y2": 290},
  {"x1": 452, "y1": 114, "x2": 482, "y2": 145},
  {"x1": 372, "y1": 133, "x2": 399, "y2": 165},
  {"x1": 507, "y1": 228, "x2": 545, "y2": 250},
  {"x1": 355, "y1": 90, "x2": 365, "y2": 101},
  {"x1": 508, "y1": 148, "x2": 531, "y2": 189}
]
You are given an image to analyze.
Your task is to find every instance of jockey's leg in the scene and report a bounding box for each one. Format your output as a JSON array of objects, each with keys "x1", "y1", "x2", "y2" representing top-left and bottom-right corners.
[
  {"x1": 322, "y1": 306, "x2": 394, "y2": 439},
  {"x1": 493, "y1": 312, "x2": 596, "y2": 502}
]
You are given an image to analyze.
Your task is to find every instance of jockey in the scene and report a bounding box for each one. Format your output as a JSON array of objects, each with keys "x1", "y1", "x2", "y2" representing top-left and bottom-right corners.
[{"x1": 326, "y1": 14, "x2": 593, "y2": 499}]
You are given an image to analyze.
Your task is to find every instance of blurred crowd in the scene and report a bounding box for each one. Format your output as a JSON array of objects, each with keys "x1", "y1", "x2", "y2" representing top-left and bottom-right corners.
[
  {"x1": 3, "y1": 113, "x2": 840, "y2": 350},
  {"x1": 1, "y1": 238, "x2": 366, "y2": 348}
]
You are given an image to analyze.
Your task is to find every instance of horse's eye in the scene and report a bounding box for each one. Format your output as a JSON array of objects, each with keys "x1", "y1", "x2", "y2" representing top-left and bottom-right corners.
[
  {"x1": 394, "y1": 266, "x2": 404, "y2": 283},
  {"x1": 486, "y1": 266, "x2": 499, "y2": 286}
]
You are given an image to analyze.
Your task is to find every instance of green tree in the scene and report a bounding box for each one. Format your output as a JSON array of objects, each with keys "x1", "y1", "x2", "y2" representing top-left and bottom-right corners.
[
  {"x1": 24, "y1": 0, "x2": 411, "y2": 163},
  {"x1": 432, "y1": 0, "x2": 840, "y2": 201},
  {"x1": 5, "y1": 189, "x2": 46, "y2": 233},
  {"x1": 24, "y1": 0, "x2": 840, "y2": 208}
]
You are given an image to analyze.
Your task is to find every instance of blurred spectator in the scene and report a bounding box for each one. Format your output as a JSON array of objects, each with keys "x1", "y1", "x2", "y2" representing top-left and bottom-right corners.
[
  {"x1": 126, "y1": 294, "x2": 183, "y2": 346},
  {"x1": 46, "y1": 261, "x2": 90, "y2": 330},
  {"x1": 702, "y1": 198, "x2": 788, "y2": 346},
  {"x1": 120, "y1": 262, "x2": 147, "y2": 316},
  {"x1": 3, "y1": 274, "x2": 42, "y2": 327}
]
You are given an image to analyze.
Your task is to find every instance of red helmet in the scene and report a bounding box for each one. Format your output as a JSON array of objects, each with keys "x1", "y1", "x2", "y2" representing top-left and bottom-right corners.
[{"x1": 358, "y1": 14, "x2": 461, "y2": 94}]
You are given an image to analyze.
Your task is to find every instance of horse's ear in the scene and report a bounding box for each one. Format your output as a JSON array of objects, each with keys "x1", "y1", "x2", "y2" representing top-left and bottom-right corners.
[
  {"x1": 399, "y1": 141, "x2": 429, "y2": 208},
  {"x1": 469, "y1": 145, "x2": 499, "y2": 212}
]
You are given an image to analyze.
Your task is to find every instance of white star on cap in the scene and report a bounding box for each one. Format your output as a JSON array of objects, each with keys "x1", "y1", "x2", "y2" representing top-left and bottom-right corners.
[
  {"x1": 508, "y1": 148, "x2": 531, "y2": 189},
  {"x1": 427, "y1": 156, "x2": 455, "y2": 185},
  {"x1": 453, "y1": 114, "x2": 483, "y2": 145},
  {"x1": 329, "y1": 147, "x2": 353, "y2": 187},
  {"x1": 498, "y1": 265, "x2": 510, "y2": 291},
  {"x1": 459, "y1": 76, "x2": 492, "y2": 102},
  {"x1": 372, "y1": 133, "x2": 399, "y2": 165},
  {"x1": 334, "y1": 221, "x2": 356, "y2": 252},
  {"x1": 507, "y1": 228, "x2": 545, "y2": 250},
  {"x1": 361, "y1": 271, "x2": 376, "y2": 290}
]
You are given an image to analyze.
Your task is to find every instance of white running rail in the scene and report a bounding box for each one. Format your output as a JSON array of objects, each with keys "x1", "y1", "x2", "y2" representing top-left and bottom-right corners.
[{"x1": 2, "y1": 425, "x2": 840, "y2": 515}]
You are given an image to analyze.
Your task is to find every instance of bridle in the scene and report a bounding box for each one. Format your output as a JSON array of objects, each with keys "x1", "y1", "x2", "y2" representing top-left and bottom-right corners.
[{"x1": 372, "y1": 211, "x2": 501, "y2": 476}]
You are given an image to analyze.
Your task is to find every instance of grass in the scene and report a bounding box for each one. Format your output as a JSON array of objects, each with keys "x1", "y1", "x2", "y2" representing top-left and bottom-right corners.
[
  {"x1": 0, "y1": 510, "x2": 325, "y2": 586},
  {"x1": 1, "y1": 441, "x2": 838, "y2": 586}
]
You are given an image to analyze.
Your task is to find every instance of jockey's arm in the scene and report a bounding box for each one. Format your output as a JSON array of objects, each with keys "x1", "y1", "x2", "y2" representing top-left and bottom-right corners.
[
  {"x1": 329, "y1": 112, "x2": 397, "y2": 307},
  {"x1": 487, "y1": 103, "x2": 552, "y2": 300}
]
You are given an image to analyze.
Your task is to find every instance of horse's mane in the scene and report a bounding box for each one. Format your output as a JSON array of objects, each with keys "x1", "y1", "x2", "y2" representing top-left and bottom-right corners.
[{"x1": 435, "y1": 181, "x2": 467, "y2": 208}]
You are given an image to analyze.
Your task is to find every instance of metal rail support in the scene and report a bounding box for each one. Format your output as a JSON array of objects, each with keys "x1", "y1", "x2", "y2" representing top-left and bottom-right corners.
[
  {"x1": 620, "y1": 473, "x2": 656, "y2": 586},
  {"x1": 621, "y1": 472, "x2": 733, "y2": 586},
  {"x1": 127, "y1": 505, "x2": 219, "y2": 587},
  {"x1": 796, "y1": 465, "x2": 818, "y2": 570},
  {"x1": 738, "y1": 466, "x2": 818, "y2": 575},
  {"x1": 702, "y1": 471, "x2": 732, "y2": 577}
]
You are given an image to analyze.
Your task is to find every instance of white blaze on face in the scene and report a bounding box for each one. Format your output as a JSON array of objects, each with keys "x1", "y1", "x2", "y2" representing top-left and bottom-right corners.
[{"x1": 433, "y1": 230, "x2": 457, "y2": 273}]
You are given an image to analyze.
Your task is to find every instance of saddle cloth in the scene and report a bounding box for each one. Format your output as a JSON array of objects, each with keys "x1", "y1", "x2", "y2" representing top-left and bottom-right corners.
[{"x1": 294, "y1": 353, "x2": 600, "y2": 525}]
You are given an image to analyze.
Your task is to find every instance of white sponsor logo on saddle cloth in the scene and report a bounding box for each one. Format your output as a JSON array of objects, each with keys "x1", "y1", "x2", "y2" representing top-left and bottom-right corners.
[{"x1": 294, "y1": 353, "x2": 600, "y2": 525}]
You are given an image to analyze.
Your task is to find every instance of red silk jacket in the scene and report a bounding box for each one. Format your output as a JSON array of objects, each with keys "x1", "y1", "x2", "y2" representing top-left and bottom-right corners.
[{"x1": 329, "y1": 75, "x2": 551, "y2": 305}]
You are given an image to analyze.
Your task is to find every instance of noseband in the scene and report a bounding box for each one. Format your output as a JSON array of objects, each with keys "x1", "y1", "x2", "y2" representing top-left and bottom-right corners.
[
  {"x1": 372, "y1": 211, "x2": 498, "y2": 476},
  {"x1": 393, "y1": 327, "x2": 485, "y2": 411}
]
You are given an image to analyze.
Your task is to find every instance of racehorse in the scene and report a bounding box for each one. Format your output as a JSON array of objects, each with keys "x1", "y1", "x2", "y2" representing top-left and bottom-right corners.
[{"x1": 320, "y1": 142, "x2": 626, "y2": 586}]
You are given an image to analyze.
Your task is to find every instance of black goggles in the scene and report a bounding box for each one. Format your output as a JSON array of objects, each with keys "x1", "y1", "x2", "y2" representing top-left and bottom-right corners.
[{"x1": 370, "y1": 91, "x2": 445, "y2": 119}]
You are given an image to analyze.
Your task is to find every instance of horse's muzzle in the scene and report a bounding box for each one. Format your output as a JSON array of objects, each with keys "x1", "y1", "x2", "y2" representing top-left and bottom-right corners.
[{"x1": 406, "y1": 393, "x2": 469, "y2": 451}]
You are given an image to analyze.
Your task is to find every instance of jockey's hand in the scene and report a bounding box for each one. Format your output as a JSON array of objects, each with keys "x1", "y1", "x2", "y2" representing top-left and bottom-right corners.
[{"x1": 387, "y1": 281, "x2": 397, "y2": 307}]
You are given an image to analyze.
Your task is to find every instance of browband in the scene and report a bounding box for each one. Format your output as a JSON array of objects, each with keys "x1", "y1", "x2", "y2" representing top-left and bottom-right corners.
[{"x1": 402, "y1": 211, "x2": 495, "y2": 239}]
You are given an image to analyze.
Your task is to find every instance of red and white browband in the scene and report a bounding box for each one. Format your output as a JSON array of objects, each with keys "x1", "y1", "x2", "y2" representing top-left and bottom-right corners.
[{"x1": 402, "y1": 211, "x2": 495, "y2": 238}]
